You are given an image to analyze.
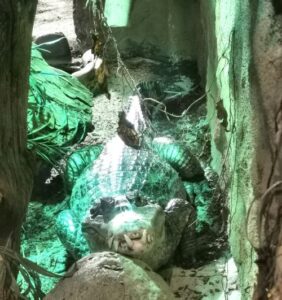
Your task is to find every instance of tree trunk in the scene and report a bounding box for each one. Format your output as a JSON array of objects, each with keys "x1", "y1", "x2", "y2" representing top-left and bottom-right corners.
[
  {"x1": 73, "y1": 0, "x2": 93, "y2": 51},
  {"x1": 0, "y1": 1, "x2": 37, "y2": 299}
]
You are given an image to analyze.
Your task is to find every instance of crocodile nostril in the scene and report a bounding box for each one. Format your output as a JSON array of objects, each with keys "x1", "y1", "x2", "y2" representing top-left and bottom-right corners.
[
  {"x1": 121, "y1": 206, "x2": 129, "y2": 212},
  {"x1": 115, "y1": 205, "x2": 130, "y2": 213}
]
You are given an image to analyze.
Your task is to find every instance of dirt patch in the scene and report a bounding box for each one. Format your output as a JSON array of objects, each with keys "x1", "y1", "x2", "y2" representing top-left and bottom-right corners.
[{"x1": 33, "y1": 0, "x2": 77, "y2": 50}]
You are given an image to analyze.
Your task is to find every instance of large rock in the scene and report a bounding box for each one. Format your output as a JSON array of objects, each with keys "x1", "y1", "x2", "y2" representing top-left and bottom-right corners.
[
  {"x1": 45, "y1": 252, "x2": 175, "y2": 300},
  {"x1": 34, "y1": 32, "x2": 72, "y2": 68}
]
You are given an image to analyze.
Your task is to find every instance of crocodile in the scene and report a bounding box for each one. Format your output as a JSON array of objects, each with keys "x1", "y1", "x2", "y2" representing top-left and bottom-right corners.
[{"x1": 56, "y1": 96, "x2": 206, "y2": 270}]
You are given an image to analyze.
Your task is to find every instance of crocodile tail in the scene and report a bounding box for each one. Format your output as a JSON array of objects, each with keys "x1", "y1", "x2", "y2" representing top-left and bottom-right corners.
[{"x1": 151, "y1": 137, "x2": 204, "y2": 181}]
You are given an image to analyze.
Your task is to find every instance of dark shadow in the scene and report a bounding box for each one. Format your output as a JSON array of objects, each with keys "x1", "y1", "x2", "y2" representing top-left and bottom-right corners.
[{"x1": 272, "y1": 0, "x2": 282, "y2": 14}]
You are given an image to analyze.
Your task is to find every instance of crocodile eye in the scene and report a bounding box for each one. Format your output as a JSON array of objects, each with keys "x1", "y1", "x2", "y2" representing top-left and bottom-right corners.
[
  {"x1": 115, "y1": 205, "x2": 130, "y2": 213},
  {"x1": 89, "y1": 206, "x2": 100, "y2": 218},
  {"x1": 126, "y1": 191, "x2": 138, "y2": 201}
]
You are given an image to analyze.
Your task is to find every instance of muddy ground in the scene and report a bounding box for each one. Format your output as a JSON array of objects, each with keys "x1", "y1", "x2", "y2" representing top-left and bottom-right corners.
[{"x1": 33, "y1": 0, "x2": 76, "y2": 48}]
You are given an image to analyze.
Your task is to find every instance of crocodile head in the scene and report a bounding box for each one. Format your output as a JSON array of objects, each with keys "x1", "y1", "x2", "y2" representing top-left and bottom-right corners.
[{"x1": 81, "y1": 196, "x2": 167, "y2": 269}]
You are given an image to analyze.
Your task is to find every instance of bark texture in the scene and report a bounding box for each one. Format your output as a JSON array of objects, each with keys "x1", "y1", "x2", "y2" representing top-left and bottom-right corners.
[
  {"x1": 73, "y1": 0, "x2": 92, "y2": 51},
  {"x1": 252, "y1": 2, "x2": 282, "y2": 298},
  {"x1": 0, "y1": 1, "x2": 37, "y2": 299}
]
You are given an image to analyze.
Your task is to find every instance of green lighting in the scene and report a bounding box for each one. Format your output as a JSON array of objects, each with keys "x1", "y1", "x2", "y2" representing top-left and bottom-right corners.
[
  {"x1": 27, "y1": 46, "x2": 93, "y2": 161},
  {"x1": 110, "y1": 211, "x2": 141, "y2": 229},
  {"x1": 104, "y1": 0, "x2": 132, "y2": 27},
  {"x1": 67, "y1": 218, "x2": 76, "y2": 233}
]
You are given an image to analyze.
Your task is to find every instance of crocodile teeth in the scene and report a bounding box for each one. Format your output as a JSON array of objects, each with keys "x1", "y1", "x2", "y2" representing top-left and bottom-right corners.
[
  {"x1": 108, "y1": 236, "x2": 114, "y2": 249},
  {"x1": 120, "y1": 242, "x2": 128, "y2": 251},
  {"x1": 124, "y1": 234, "x2": 133, "y2": 249},
  {"x1": 147, "y1": 234, "x2": 153, "y2": 243},
  {"x1": 141, "y1": 230, "x2": 147, "y2": 243},
  {"x1": 129, "y1": 231, "x2": 141, "y2": 239},
  {"x1": 113, "y1": 239, "x2": 119, "y2": 251}
]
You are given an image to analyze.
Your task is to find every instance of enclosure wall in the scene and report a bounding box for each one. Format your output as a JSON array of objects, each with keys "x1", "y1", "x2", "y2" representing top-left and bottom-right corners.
[
  {"x1": 73, "y1": 0, "x2": 201, "y2": 61},
  {"x1": 199, "y1": 0, "x2": 282, "y2": 298}
]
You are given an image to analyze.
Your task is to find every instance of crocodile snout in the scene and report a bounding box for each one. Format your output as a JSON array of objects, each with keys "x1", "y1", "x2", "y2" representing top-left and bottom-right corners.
[
  {"x1": 106, "y1": 205, "x2": 165, "y2": 257},
  {"x1": 82, "y1": 204, "x2": 165, "y2": 260}
]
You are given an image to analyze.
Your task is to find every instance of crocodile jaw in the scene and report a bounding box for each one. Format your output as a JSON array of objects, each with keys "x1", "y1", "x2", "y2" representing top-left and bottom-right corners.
[
  {"x1": 108, "y1": 226, "x2": 155, "y2": 255},
  {"x1": 83, "y1": 204, "x2": 166, "y2": 265},
  {"x1": 107, "y1": 205, "x2": 165, "y2": 257},
  {"x1": 106, "y1": 209, "x2": 165, "y2": 257}
]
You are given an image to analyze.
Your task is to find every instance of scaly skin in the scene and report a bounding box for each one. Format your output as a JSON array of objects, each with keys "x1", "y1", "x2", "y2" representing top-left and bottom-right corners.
[{"x1": 56, "y1": 136, "x2": 197, "y2": 270}]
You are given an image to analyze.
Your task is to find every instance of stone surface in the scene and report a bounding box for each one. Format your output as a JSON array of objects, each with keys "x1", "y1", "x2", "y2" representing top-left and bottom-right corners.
[
  {"x1": 170, "y1": 256, "x2": 240, "y2": 300},
  {"x1": 197, "y1": 0, "x2": 282, "y2": 298},
  {"x1": 73, "y1": 0, "x2": 201, "y2": 61},
  {"x1": 44, "y1": 252, "x2": 175, "y2": 300},
  {"x1": 34, "y1": 32, "x2": 72, "y2": 67},
  {"x1": 197, "y1": 1, "x2": 260, "y2": 298}
]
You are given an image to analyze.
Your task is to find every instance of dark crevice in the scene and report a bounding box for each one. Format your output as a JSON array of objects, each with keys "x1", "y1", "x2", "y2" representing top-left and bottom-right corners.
[{"x1": 272, "y1": 0, "x2": 282, "y2": 15}]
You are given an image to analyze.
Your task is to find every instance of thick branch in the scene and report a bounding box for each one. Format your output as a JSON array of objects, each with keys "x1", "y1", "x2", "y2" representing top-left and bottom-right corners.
[{"x1": 0, "y1": 0, "x2": 37, "y2": 298}]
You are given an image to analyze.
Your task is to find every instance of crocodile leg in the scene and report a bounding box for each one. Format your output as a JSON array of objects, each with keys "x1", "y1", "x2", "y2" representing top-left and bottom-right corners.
[
  {"x1": 56, "y1": 209, "x2": 89, "y2": 259},
  {"x1": 175, "y1": 211, "x2": 198, "y2": 268},
  {"x1": 65, "y1": 144, "x2": 103, "y2": 191},
  {"x1": 182, "y1": 180, "x2": 226, "y2": 266},
  {"x1": 162, "y1": 198, "x2": 196, "y2": 268}
]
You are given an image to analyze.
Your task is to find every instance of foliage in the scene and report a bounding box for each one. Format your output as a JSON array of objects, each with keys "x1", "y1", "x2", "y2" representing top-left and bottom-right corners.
[
  {"x1": 27, "y1": 46, "x2": 94, "y2": 164},
  {"x1": 0, "y1": 244, "x2": 67, "y2": 300}
]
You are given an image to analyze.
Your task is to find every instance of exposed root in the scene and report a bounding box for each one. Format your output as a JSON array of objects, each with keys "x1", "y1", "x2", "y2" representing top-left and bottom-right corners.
[
  {"x1": 252, "y1": 181, "x2": 282, "y2": 299},
  {"x1": 0, "y1": 245, "x2": 77, "y2": 299}
]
